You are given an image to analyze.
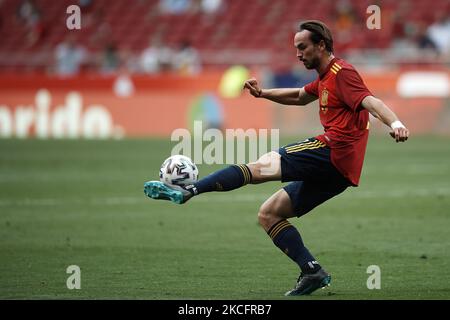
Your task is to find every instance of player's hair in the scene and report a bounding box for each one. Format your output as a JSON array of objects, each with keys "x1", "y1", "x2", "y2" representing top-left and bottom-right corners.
[{"x1": 299, "y1": 20, "x2": 334, "y2": 53}]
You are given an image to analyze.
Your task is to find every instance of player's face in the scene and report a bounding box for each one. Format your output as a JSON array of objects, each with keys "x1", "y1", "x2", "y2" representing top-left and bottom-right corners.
[{"x1": 294, "y1": 30, "x2": 321, "y2": 70}]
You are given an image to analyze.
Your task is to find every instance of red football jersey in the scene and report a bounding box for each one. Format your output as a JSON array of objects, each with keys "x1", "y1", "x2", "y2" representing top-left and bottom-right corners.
[{"x1": 304, "y1": 58, "x2": 372, "y2": 186}]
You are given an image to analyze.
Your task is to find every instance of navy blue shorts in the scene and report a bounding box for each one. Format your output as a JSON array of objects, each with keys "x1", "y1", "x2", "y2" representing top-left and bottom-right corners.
[{"x1": 278, "y1": 137, "x2": 350, "y2": 217}]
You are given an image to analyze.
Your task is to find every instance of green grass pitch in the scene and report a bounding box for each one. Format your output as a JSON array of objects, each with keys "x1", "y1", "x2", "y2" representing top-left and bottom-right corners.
[{"x1": 1, "y1": 136, "x2": 450, "y2": 299}]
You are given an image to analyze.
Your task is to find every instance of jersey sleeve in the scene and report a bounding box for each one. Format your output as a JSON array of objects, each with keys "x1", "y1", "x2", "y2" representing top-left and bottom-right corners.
[
  {"x1": 303, "y1": 78, "x2": 319, "y2": 97},
  {"x1": 336, "y1": 69, "x2": 372, "y2": 111}
]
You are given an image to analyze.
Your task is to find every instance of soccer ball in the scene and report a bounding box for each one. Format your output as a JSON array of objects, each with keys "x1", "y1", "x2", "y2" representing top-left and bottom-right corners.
[{"x1": 159, "y1": 155, "x2": 199, "y2": 187}]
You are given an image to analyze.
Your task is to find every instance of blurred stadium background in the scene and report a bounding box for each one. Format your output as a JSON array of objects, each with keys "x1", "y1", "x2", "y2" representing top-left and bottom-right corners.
[
  {"x1": 1, "y1": 0, "x2": 450, "y2": 300},
  {"x1": 1, "y1": 0, "x2": 449, "y2": 138}
]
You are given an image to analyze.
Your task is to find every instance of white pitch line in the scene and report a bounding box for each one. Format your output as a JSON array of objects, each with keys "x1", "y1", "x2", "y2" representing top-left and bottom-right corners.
[{"x1": 0, "y1": 188, "x2": 449, "y2": 207}]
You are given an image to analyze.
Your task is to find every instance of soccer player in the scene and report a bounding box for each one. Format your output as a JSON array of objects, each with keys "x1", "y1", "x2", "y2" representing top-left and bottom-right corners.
[{"x1": 144, "y1": 20, "x2": 409, "y2": 296}]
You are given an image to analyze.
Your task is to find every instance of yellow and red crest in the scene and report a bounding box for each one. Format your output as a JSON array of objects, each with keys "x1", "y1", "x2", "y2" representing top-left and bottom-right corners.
[{"x1": 321, "y1": 88, "x2": 328, "y2": 106}]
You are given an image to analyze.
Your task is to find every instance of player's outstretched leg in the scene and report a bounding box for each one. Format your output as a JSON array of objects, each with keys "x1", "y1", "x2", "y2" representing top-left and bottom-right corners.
[
  {"x1": 144, "y1": 151, "x2": 281, "y2": 204},
  {"x1": 258, "y1": 189, "x2": 331, "y2": 296},
  {"x1": 143, "y1": 163, "x2": 253, "y2": 204}
]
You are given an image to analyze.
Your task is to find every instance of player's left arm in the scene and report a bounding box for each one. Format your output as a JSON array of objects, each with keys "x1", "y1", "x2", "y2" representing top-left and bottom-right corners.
[{"x1": 361, "y1": 96, "x2": 410, "y2": 143}]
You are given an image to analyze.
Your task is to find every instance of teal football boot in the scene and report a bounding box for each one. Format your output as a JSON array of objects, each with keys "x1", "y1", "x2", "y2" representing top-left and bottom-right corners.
[{"x1": 144, "y1": 181, "x2": 195, "y2": 204}]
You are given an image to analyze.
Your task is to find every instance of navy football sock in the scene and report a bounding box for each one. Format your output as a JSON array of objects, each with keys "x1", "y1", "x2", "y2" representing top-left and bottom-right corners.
[
  {"x1": 193, "y1": 165, "x2": 252, "y2": 194},
  {"x1": 268, "y1": 220, "x2": 321, "y2": 274}
]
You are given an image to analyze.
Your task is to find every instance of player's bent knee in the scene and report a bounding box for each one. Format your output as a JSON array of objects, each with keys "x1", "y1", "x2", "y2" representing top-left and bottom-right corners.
[
  {"x1": 258, "y1": 189, "x2": 295, "y2": 231},
  {"x1": 258, "y1": 201, "x2": 281, "y2": 231},
  {"x1": 257, "y1": 205, "x2": 273, "y2": 230},
  {"x1": 247, "y1": 151, "x2": 281, "y2": 183}
]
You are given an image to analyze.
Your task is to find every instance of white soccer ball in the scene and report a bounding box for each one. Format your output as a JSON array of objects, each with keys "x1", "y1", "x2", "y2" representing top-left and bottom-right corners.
[{"x1": 159, "y1": 155, "x2": 199, "y2": 187}]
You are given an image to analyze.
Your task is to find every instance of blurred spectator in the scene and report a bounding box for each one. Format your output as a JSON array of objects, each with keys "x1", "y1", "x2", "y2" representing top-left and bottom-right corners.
[
  {"x1": 200, "y1": 0, "x2": 223, "y2": 14},
  {"x1": 272, "y1": 67, "x2": 301, "y2": 88},
  {"x1": 390, "y1": 25, "x2": 419, "y2": 59},
  {"x1": 140, "y1": 38, "x2": 174, "y2": 74},
  {"x1": 16, "y1": 0, "x2": 45, "y2": 46},
  {"x1": 100, "y1": 43, "x2": 120, "y2": 74},
  {"x1": 1, "y1": 0, "x2": 449, "y2": 74},
  {"x1": 173, "y1": 41, "x2": 202, "y2": 75},
  {"x1": 78, "y1": 0, "x2": 93, "y2": 10},
  {"x1": 120, "y1": 49, "x2": 141, "y2": 74},
  {"x1": 416, "y1": 23, "x2": 438, "y2": 52},
  {"x1": 17, "y1": 0, "x2": 36, "y2": 23},
  {"x1": 190, "y1": 0, "x2": 224, "y2": 17},
  {"x1": 54, "y1": 35, "x2": 88, "y2": 76},
  {"x1": 159, "y1": 0, "x2": 192, "y2": 14},
  {"x1": 390, "y1": 0, "x2": 411, "y2": 40},
  {"x1": 270, "y1": 54, "x2": 315, "y2": 89},
  {"x1": 333, "y1": 0, "x2": 356, "y2": 51},
  {"x1": 334, "y1": 0, "x2": 356, "y2": 31},
  {"x1": 427, "y1": 12, "x2": 450, "y2": 56}
]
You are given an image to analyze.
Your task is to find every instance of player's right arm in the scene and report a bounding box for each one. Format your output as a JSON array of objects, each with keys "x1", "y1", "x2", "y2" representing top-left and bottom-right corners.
[{"x1": 243, "y1": 78, "x2": 317, "y2": 106}]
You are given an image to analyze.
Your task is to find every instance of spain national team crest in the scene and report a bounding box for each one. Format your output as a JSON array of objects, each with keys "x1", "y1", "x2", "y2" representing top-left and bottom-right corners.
[
  {"x1": 321, "y1": 88, "x2": 328, "y2": 113},
  {"x1": 321, "y1": 88, "x2": 328, "y2": 106}
]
